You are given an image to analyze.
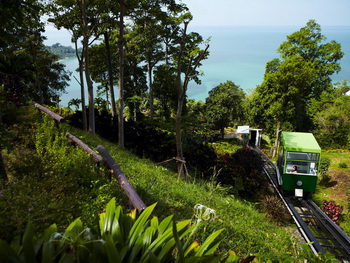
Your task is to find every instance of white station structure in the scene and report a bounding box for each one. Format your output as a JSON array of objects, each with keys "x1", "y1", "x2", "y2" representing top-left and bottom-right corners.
[{"x1": 237, "y1": 126, "x2": 262, "y2": 148}]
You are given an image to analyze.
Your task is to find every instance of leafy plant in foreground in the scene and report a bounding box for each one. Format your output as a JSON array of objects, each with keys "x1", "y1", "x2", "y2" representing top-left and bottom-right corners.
[{"x1": 0, "y1": 198, "x2": 240, "y2": 262}]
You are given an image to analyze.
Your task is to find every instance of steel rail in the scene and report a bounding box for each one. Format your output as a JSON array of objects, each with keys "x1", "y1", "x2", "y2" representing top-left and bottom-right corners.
[
  {"x1": 255, "y1": 146, "x2": 350, "y2": 261},
  {"x1": 305, "y1": 200, "x2": 350, "y2": 260},
  {"x1": 256, "y1": 148, "x2": 321, "y2": 256}
]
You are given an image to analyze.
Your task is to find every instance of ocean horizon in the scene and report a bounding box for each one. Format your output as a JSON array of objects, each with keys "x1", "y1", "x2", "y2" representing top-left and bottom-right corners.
[{"x1": 48, "y1": 25, "x2": 350, "y2": 107}]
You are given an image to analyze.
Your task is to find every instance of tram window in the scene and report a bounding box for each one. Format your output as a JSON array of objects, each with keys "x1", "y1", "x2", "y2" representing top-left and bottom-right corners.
[
  {"x1": 286, "y1": 152, "x2": 319, "y2": 162},
  {"x1": 286, "y1": 161, "x2": 318, "y2": 175}
]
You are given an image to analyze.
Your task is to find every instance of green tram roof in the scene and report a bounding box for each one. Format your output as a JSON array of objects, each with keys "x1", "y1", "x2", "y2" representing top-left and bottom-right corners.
[{"x1": 281, "y1": 132, "x2": 321, "y2": 153}]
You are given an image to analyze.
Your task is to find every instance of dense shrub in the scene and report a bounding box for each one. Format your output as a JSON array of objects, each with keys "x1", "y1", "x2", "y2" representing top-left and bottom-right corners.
[
  {"x1": 319, "y1": 157, "x2": 331, "y2": 183},
  {"x1": 217, "y1": 148, "x2": 269, "y2": 200},
  {"x1": 260, "y1": 195, "x2": 291, "y2": 225},
  {"x1": 125, "y1": 120, "x2": 175, "y2": 162},
  {"x1": 66, "y1": 111, "x2": 219, "y2": 177},
  {"x1": 338, "y1": 162, "x2": 348, "y2": 168},
  {"x1": 0, "y1": 114, "x2": 121, "y2": 241}
]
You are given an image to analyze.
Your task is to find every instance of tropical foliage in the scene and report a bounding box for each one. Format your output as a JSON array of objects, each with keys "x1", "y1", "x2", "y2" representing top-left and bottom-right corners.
[
  {"x1": 0, "y1": 0, "x2": 69, "y2": 106},
  {"x1": 248, "y1": 20, "x2": 344, "y2": 147},
  {"x1": 205, "y1": 81, "x2": 246, "y2": 138},
  {"x1": 1, "y1": 1, "x2": 349, "y2": 261},
  {"x1": 0, "y1": 198, "x2": 238, "y2": 262}
]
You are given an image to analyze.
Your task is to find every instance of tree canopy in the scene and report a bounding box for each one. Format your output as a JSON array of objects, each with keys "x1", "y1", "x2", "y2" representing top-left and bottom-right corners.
[
  {"x1": 0, "y1": 0, "x2": 69, "y2": 106},
  {"x1": 249, "y1": 20, "x2": 344, "y2": 146},
  {"x1": 206, "y1": 81, "x2": 245, "y2": 138}
]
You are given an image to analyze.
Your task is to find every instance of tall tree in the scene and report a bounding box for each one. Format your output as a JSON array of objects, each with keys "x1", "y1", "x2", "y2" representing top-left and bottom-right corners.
[
  {"x1": 307, "y1": 81, "x2": 350, "y2": 148},
  {"x1": 249, "y1": 20, "x2": 343, "y2": 156},
  {"x1": 153, "y1": 64, "x2": 177, "y2": 119},
  {"x1": 48, "y1": 0, "x2": 97, "y2": 131},
  {"x1": 205, "y1": 81, "x2": 245, "y2": 138},
  {"x1": 0, "y1": 0, "x2": 69, "y2": 105},
  {"x1": 277, "y1": 20, "x2": 343, "y2": 97},
  {"x1": 80, "y1": 0, "x2": 96, "y2": 133},
  {"x1": 174, "y1": 13, "x2": 209, "y2": 177},
  {"x1": 118, "y1": 0, "x2": 125, "y2": 147},
  {"x1": 131, "y1": 2, "x2": 165, "y2": 119},
  {"x1": 94, "y1": 0, "x2": 120, "y2": 118},
  {"x1": 104, "y1": 31, "x2": 117, "y2": 117}
]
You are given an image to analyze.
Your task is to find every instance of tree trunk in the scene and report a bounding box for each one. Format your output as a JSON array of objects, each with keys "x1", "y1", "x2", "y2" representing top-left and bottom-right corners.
[
  {"x1": 175, "y1": 98, "x2": 184, "y2": 176},
  {"x1": 118, "y1": 0, "x2": 125, "y2": 148},
  {"x1": 104, "y1": 32, "x2": 117, "y2": 117},
  {"x1": 220, "y1": 127, "x2": 225, "y2": 139},
  {"x1": 0, "y1": 150, "x2": 7, "y2": 180},
  {"x1": 272, "y1": 119, "x2": 281, "y2": 158},
  {"x1": 105, "y1": 83, "x2": 109, "y2": 111},
  {"x1": 74, "y1": 39, "x2": 87, "y2": 132},
  {"x1": 174, "y1": 22, "x2": 189, "y2": 178},
  {"x1": 148, "y1": 62, "x2": 154, "y2": 119},
  {"x1": 82, "y1": 0, "x2": 95, "y2": 133},
  {"x1": 97, "y1": 145, "x2": 146, "y2": 211}
]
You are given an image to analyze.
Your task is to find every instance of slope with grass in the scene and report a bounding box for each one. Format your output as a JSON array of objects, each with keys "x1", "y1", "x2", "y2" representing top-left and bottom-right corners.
[
  {"x1": 0, "y1": 105, "x2": 301, "y2": 261},
  {"x1": 313, "y1": 151, "x2": 350, "y2": 234}
]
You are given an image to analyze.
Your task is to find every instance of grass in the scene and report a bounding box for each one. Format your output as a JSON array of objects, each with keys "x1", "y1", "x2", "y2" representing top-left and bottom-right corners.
[
  {"x1": 0, "y1": 105, "x2": 304, "y2": 261},
  {"x1": 321, "y1": 151, "x2": 350, "y2": 170},
  {"x1": 70, "y1": 125, "x2": 296, "y2": 259},
  {"x1": 209, "y1": 139, "x2": 242, "y2": 155},
  {"x1": 313, "y1": 149, "x2": 350, "y2": 235}
]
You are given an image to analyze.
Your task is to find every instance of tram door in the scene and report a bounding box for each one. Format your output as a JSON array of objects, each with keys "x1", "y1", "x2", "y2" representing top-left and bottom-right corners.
[
  {"x1": 249, "y1": 129, "x2": 262, "y2": 148},
  {"x1": 249, "y1": 130, "x2": 257, "y2": 147}
]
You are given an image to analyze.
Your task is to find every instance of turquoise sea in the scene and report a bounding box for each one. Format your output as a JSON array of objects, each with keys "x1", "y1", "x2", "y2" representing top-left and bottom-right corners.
[{"x1": 57, "y1": 26, "x2": 350, "y2": 107}]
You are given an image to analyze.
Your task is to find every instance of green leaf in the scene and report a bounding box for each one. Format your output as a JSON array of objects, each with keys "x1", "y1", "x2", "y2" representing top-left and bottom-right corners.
[
  {"x1": 101, "y1": 198, "x2": 116, "y2": 235},
  {"x1": 194, "y1": 229, "x2": 224, "y2": 257},
  {"x1": 65, "y1": 218, "x2": 83, "y2": 236},
  {"x1": 104, "y1": 234, "x2": 121, "y2": 263},
  {"x1": 35, "y1": 224, "x2": 57, "y2": 252},
  {"x1": 157, "y1": 237, "x2": 176, "y2": 261},
  {"x1": 172, "y1": 219, "x2": 184, "y2": 262},
  {"x1": 225, "y1": 250, "x2": 241, "y2": 263},
  {"x1": 157, "y1": 214, "x2": 173, "y2": 235},
  {"x1": 142, "y1": 224, "x2": 157, "y2": 248},
  {"x1": 22, "y1": 222, "x2": 36, "y2": 263},
  {"x1": 110, "y1": 206, "x2": 124, "y2": 246},
  {"x1": 10, "y1": 236, "x2": 21, "y2": 255},
  {"x1": 0, "y1": 240, "x2": 21, "y2": 262},
  {"x1": 119, "y1": 246, "x2": 129, "y2": 261},
  {"x1": 203, "y1": 241, "x2": 220, "y2": 256},
  {"x1": 150, "y1": 216, "x2": 159, "y2": 229},
  {"x1": 38, "y1": 224, "x2": 58, "y2": 263},
  {"x1": 184, "y1": 241, "x2": 199, "y2": 257},
  {"x1": 127, "y1": 203, "x2": 156, "y2": 247},
  {"x1": 140, "y1": 219, "x2": 191, "y2": 262},
  {"x1": 127, "y1": 234, "x2": 144, "y2": 263}
]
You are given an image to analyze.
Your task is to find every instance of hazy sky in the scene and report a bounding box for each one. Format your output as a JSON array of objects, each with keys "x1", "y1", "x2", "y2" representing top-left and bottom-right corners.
[
  {"x1": 184, "y1": 0, "x2": 350, "y2": 27},
  {"x1": 44, "y1": 0, "x2": 350, "y2": 46}
]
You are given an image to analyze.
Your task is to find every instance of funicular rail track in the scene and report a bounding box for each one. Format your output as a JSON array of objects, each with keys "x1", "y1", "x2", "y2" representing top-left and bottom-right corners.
[{"x1": 253, "y1": 147, "x2": 350, "y2": 261}]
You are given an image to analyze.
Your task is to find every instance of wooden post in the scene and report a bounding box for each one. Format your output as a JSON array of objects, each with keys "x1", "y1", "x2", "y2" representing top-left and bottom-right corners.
[
  {"x1": 66, "y1": 133, "x2": 102, "y2": 163},
  {"x1": 97, "y1": 145, "x2": 146, "y2": 212},
  {"x1": 33, "y1": 102, "x2": 64, "y2": 126}
]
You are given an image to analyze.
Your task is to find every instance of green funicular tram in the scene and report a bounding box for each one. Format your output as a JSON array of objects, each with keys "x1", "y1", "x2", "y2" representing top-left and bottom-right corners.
[{"x1": 277, "y1": 132, "x2": 321, "y2": 198}]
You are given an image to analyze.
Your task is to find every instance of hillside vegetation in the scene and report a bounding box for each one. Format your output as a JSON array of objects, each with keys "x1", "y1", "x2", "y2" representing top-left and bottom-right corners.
[{"x1": 0, "y1": 105, "x2": 305, "y2": 261}]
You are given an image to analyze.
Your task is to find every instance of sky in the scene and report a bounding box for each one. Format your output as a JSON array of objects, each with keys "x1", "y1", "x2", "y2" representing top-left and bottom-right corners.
[
  {"x1": 184, "y1": 0, "x2": 350, "y2": 27},
  {"x1": 44, "y1": 0, "x2": 350, "y2": 46}
]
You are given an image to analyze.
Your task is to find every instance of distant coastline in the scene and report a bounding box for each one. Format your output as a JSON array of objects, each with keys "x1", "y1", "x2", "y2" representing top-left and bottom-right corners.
[
  {"x1": 53, "y1": 25, "x2": 350, "y2": 107},
  {"x1": 45, "y1": 43, "x2": 81, "y2": 60}
]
